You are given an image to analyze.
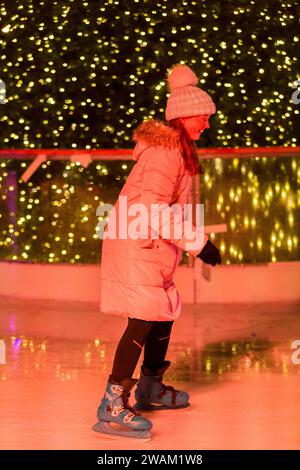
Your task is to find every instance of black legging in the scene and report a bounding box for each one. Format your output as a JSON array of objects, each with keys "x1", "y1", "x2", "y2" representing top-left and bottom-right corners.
[{"x1": 111, "y1": 317, "x2": 173, "y2": 382}]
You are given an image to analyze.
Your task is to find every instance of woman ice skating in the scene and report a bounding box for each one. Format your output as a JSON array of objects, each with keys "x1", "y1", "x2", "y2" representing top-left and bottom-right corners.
[{"x1": 93, "y1": 63, "x2": 222, "y2": 441}]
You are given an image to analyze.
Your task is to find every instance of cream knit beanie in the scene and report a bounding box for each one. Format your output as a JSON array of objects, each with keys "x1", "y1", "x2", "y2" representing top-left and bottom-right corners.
[{"x1": 165, "y1": 64, "x2": 216, "y2": 121}]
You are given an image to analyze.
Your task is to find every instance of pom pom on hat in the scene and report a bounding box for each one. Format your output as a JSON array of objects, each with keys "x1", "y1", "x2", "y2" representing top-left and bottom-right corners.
[{"x1": 167, "y1": 64, "x2": 198, "y2": 92}]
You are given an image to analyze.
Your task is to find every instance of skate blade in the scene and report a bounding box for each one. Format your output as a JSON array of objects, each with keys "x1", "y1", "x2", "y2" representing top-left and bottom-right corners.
[
  {"x1": 92, "y1": 421, "x2": 152, "y2": 442},
  {"x1": 134, "y1": 402, "x2": 190, "y2": 412}
]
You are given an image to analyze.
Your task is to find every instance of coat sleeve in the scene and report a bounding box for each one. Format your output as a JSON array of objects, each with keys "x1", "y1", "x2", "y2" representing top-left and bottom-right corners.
[{"x1": 139, "y1": 146, "x2": 208, "y2": 255}]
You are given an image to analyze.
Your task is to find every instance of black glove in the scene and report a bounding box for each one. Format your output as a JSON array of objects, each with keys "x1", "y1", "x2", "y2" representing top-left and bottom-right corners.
[{"x1": 197, "y1": 239, "x2": 222, "y2": 266}]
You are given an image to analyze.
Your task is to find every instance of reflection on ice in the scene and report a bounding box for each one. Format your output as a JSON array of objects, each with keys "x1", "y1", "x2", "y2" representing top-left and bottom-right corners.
[
  {"x1": 0, "y1": 297, "x2": 300, "y2": 450},
  {"x1": 1, "y1": 334, "x2": 299, "y2": 383}
]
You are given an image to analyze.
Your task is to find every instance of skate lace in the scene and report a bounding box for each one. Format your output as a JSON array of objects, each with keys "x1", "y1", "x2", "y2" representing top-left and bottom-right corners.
[
  {"x1": 159, "y1": 382, "x2": 176, "y2": 395},
  {"x1": 158, "y1": 381, "x2": 177, "y2": 405},
  {"x1": 121, "y1": 390, "x2": 139, "y2": 418}
]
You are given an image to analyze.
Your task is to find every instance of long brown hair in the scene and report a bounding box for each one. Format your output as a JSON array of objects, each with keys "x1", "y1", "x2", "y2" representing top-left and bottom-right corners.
[{"x1": 167, "y1": 118, "x2": 202, "y2": 176}]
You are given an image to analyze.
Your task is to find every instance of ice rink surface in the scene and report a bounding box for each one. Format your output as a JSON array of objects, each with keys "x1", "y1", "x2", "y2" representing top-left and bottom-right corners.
[{"x1": 0, "y1": 296, "x2": 300, "y2": 450}]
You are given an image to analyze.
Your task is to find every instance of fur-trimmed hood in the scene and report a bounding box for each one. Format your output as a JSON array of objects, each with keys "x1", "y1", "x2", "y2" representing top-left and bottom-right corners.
[{"x1": 131, "y1": 119, "x2": 181, "y2": 161}]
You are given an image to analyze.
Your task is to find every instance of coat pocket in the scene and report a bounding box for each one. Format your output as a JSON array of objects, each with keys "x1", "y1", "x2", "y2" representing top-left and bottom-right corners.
[{"x1": 158, "y1": 240, "x2": 178, "y2": 281}]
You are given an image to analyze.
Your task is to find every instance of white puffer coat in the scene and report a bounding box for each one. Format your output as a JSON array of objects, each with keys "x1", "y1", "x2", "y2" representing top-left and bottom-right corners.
[{"x1": 100, "y1": 119, "x2": 207, "y2": 321}]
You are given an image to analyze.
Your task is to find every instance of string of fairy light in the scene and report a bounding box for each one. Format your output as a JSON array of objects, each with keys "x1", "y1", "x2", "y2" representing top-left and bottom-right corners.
[
  {"x1": 0, "y1": 0, "x2": 299, "y2": 264},
  {"x1": 0, "y1": 0, "x2": 299, "y2": 148},
  {"x1": 0, "y1": 158, "x2": 129, "y2": 263},
  {"x1": 0, "y1": 155, "x2": 299, "y2": 264},
  {"x1": 204, "y1": 156, "x2": 299, "y2": 263}
]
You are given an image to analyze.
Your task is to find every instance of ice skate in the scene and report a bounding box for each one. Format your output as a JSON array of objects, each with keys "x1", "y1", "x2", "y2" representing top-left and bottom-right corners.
[
  {"x1": 92, "y1": 376, "x2": 153, "y2": 441},
  {"x1": 134, "y1": 360, "x2": 190, "y2": 411}
]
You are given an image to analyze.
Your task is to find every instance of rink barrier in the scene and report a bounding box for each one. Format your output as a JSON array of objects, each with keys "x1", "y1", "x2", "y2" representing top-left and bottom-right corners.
[{"x1": 0, "y1": 260, "x2": 299, "y2": 303}]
